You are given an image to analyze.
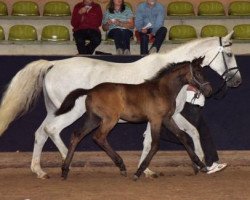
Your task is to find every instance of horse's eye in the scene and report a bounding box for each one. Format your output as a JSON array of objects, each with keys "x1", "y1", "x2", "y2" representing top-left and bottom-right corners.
[
  {"x1": 195, "y1": 72, "x2": 201, "y2": 78},
  {"x1": 227, "y1": 53, "x2": 232, "y2": 57}
]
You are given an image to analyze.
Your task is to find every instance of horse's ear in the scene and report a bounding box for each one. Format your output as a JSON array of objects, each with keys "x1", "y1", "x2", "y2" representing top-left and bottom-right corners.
[
  {"x1": 223, "y1": 30, "x2": 234, "y2": 41},
  {"x1": 192, "y1": 56, "x2": 204, "y2": 66}
]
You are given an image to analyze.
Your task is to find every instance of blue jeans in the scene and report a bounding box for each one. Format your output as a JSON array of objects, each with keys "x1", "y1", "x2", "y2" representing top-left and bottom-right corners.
[
  {"x1": 139, "y1": 27, "x2": 167, "y2": 55},
  {"x1": 108, "y1": 28, "x2": 133, "y2": 50}
]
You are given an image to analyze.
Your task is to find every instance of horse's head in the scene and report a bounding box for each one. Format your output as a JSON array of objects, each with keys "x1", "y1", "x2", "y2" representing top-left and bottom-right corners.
[
  {"x1": 202, "y1": 31, "x2": 242, "y2": 88},
  {"x1": 189, "y1": 57, "x2": 212, "y2": 97}
]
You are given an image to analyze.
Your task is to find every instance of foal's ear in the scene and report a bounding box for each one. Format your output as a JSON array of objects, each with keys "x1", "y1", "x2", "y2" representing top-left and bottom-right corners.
[{"x1": 192, "y1": 56, "x2": 205, "y2": 66}]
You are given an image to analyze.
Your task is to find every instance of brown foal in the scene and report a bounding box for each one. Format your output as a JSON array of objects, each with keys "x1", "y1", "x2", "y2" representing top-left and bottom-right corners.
[{"x1": 56, "y1": 57, "x2": 212, "y2": 180}]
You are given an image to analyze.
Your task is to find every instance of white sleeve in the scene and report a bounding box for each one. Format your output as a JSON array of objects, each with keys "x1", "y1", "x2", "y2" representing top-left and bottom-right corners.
[{"x1": 186, "y1": 90, "x2": 205, "y2": 107}]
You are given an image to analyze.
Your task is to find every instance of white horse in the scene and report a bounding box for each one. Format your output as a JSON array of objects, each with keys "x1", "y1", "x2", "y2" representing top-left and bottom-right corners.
[{"x1": 0, "y1": 32, "x2": 241, "y2": 179}]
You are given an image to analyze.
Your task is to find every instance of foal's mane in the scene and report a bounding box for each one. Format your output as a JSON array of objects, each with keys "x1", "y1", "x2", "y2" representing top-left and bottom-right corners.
[{"x1": 148, "y1": 60, "x2": 191, "y2": 82}]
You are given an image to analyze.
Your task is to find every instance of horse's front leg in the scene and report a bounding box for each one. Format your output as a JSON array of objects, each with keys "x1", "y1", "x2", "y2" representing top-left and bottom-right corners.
[
  {"x1": 163, "y1": 116, "x2": 207, "y2": 173},
  {"x1": 134, "y1": 121, "x2": 161, "y2": 181}
]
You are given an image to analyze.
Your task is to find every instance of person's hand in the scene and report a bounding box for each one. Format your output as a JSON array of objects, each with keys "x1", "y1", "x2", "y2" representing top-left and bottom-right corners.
[
  {"x1": 107, "y1": 19, "x2": 115, "y2": 25},
  {"x1": 78, "y1": 6, "x2": 90, "y2": 14},
  {"x1": 141, "y1": 28, "x2": 148, "y2": 34},
  {"x1": 114, "y1": 20, "x2": 123, "y2": 26}
]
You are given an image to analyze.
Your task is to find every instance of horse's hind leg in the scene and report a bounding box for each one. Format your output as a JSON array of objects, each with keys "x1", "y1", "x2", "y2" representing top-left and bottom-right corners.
[
  {"x1": 92, "y1": 118, "x2": 127, "y2": 176},
  {"x1": 163, "y1": 117, "x2": 206, "y2": 173},
  {"x1": 138, "y1": 123, "x2": 160, "y2": 178},
  {"x1": 31, "y1": 115, "x2": 51, "y2": 179},
  {"x1": 62, "y1": 113, "x2": 101, "y2": 179},
  {"x1": 44, "y1": 100, "x2": 85, "y2": 162},
  {"x1": 134, "y1": 121, "x2": 161, "y2": 180}
]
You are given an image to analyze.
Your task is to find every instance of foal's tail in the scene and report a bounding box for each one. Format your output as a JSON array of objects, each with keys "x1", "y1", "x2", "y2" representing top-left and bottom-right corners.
[
  {"x1": 55, "y1": 89, "x2": 88, "y2": 116},
  {"x1": 0, "y1": 59, "x2": 53, "y2": 136}
]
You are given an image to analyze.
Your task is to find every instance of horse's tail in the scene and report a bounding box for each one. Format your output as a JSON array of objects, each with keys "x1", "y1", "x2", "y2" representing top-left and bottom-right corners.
[
  {"x1": 55, "y1": 89, "x2": 88, "y2": 116},
  {"x1": 0, "y1": 59, "x2": 53, "y2": 136}
]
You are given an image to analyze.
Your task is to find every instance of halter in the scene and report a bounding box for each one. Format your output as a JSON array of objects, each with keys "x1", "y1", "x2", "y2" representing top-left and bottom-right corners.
[
  {"x1": 207, "y1": 37, "x2": 239, "y2": 81},
  {"x1": 207, "y1": 37, "x2": 239, "y2": 99},
  {"x1": 189, "y1": 64, "x2": 210, "y2": 92}
]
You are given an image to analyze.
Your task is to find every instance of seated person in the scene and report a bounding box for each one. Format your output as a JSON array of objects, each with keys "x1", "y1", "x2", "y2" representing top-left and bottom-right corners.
[
  {"x1": 102, "y1": 0, "x2": 134, "y2": 55},
  {"x1": 71, "y1": 0, "x2": 103, "y2": 54},
  {"x1": 135, "y1": 0, "x2": 167, "y2": 55}
]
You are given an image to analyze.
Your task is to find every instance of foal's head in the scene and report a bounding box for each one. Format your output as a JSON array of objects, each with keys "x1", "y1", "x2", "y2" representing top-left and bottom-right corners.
[{"x1": 187, "y1": 57, "x2": 212, "y2": 97}]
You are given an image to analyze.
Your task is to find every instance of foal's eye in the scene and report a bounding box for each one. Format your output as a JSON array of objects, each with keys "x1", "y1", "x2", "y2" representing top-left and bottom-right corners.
[{"x1": 195, "y1": 72, "x2": 202, "y2": 78}]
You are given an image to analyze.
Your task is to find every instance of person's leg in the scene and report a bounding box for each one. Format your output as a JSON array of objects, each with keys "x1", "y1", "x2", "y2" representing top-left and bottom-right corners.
[
  {"x1": 150, "y1": 27, "x2": 167, "y2": 52},
  {"x1": 86, "y1": 29, "x2": 102, "y2": 54},
  {"x1": 122, "y1": 29, "x2": 133, "y2": 51},
  {"x1": 73, "y1": 30, "x2": 88, "y2": 54},
  {"x1": 108, "y1": 28, "x2": 124, "y2": 52},
  {"x1": 139, "y1": 32, "x2": 149, "y2": 55},
  {"x1": 181, "y1": 103, "x2": 219, "y2": 166}
]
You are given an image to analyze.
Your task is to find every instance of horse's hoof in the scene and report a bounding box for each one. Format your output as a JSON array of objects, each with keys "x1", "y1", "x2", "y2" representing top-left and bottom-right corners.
[
  {"x1": 120, "y1": 170, "x2": 127, "y2": 177},
  {"x1": 61, "y1": 175, "x2": 68, "y2": 180},
  {"x1": 200, "y1": 166, "x2": 208, "y2": 173},
  {"x1": 145, "y1": 173, "x2": 158, "y2": 179},
  {"x1": 61, "y1": 172, "x2": 68, "y2": 180},
  {"x1": 38, "y1": 174, "x2": 50, "y2": 179},
  {"x1": 159, "y1": 172, "x2": 164, "y2": 176},
  {"x1": 133, "y1": 175, "x2": 139, "y2": 181},
  {"x1": 192, "y1": 164, "x2": 199, "y2": 175}
]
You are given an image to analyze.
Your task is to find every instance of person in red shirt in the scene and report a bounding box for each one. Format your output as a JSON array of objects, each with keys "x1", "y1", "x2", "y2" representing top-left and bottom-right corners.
[{"x1": 71, "y1": 0, "x2": 103, "y2": 54}]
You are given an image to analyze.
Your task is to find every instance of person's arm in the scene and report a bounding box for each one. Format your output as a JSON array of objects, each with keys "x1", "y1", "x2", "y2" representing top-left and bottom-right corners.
[
  {"x1": 102, "y1": 11, "x2": 112, "y2": 31},
  {"x1": 89, "y1": 4, "x2": 103, "y2": 28},
  {"x1": 152, "y1": 4, "x2": 165, "y2": 35},
  {"x1": 71, "y1": 4, "x2": 90, "y2": 29},
  {"x1": 135, "y1": 4, "x2": 144, "y2": 32},
  {"x1": 116, "y1": 7, "x2": 134, "y2": 29},
  {"x1": 71, "y1": 4, "x2": 81, "y2": 29},
  {"x1": 117, "y1": 18, "x2": 134, "y2": 29}
]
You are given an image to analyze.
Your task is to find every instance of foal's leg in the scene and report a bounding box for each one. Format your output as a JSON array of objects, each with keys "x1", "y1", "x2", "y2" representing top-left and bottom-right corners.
[
  {"x1": 61, "y1": 113, "x2": 101, "y2": 179},
  {"x1": 134, "y1": 121, "x2": 161, "y2": 180},
  {"x1": 138, "y1": 123, "x2": 160, "y2": 178},
  {"x1": 92, "y1": 118, "x2": 127, "y2": 176},
  {"x1": 139, "y1": 123, "x2": 165, "y2": 178},
  {"x1": 172, "y1": 113, "x2": 204, "y2": 162},
  {"x1": 163, "y1": 117, "x2": 207, "y2": 173}
]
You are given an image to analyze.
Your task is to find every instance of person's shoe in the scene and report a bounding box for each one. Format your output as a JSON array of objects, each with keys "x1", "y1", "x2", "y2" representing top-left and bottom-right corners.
[
  {"x1": 116, "y1": 48, "x2": 123, "y2": 55},
  {"x1": 149, "y1": 47, "x2": 157, "y2": 54},
  {"x1": 123, "y1": 49, "x2": 131, "y2": 55},
  {"x1": 207, "y1": 162, "x2": 227, "y2": 174}
]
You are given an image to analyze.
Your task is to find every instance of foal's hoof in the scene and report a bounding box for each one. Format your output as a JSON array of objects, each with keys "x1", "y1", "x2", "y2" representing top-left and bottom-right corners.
[
  {"x1": 192, "y1": 164, "x2": 199, "y2": 175},
  {"x1": 133, "y1": 175, "x2": 139, "y2": 181},
  {"x1": 61, "y1": 169, "x2": 69, "y2": 180},
  {"x1": 61, "y1": 174, "x2": 68, "y2": 180},
  {"x1": 200, "y1": 166, "x2": 208, "y2": 173},
  {"x1": 120, "y1": 170, "x2": 127, "y2": 177}
]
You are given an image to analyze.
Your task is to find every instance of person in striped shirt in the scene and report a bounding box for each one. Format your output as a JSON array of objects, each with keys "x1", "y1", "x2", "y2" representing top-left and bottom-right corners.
[{"x1": 102, "y1": 0, "x2": 134, "y2": 55}]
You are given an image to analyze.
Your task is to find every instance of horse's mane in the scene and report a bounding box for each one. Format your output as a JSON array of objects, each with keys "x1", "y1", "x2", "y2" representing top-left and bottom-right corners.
[{"x1": 148, "y1": 60, "x2": 191, "y2": 82}]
